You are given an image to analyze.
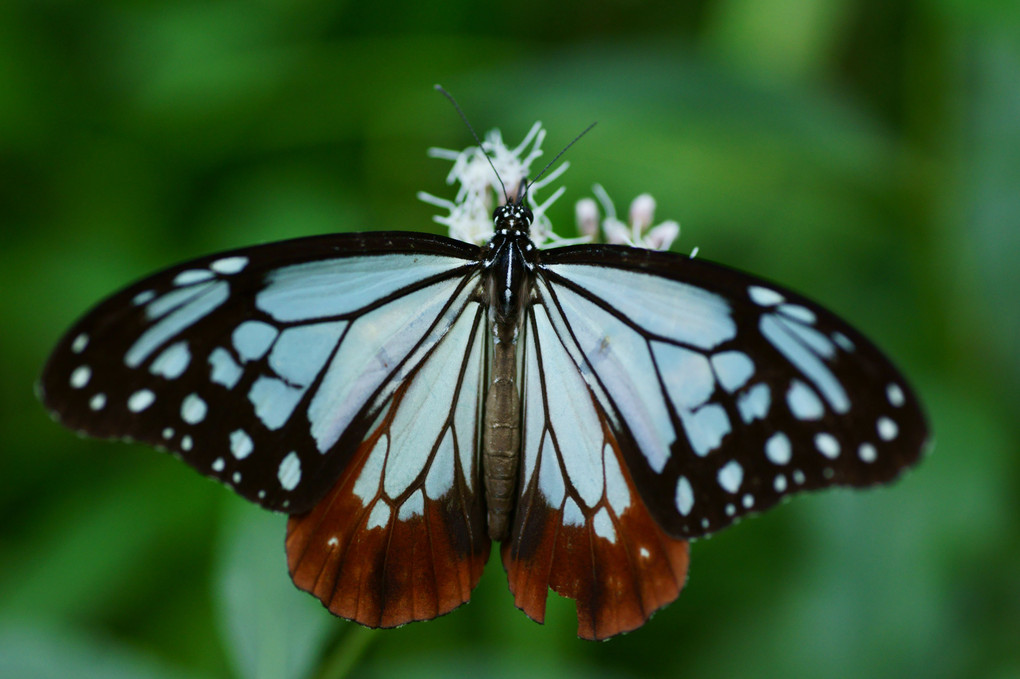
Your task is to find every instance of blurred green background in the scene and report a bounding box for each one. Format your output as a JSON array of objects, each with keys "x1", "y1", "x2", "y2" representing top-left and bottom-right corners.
[{"x1": 2, "y1": 0, "x2": 1018, "y2": 677}]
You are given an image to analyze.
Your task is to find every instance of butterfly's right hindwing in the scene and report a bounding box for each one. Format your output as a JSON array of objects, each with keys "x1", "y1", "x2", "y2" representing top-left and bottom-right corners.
[{"x1": 39, "y1": 232, "x2": 481, "y2": 514}]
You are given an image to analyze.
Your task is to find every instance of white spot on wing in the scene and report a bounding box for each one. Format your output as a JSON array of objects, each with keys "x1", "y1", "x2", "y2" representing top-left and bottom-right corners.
[
  {"x1": 680, "y1": 404, "x2": 731, "y2": 457},
  {"x1": 425, "y1": 430, "x2": 455, "y2": 499},
  {"x1": 181, "y1": 435, "x2": 193, "y2": 451},
  {"x1": 277, "y1": 451, "x2": 301, "y2": 491},
  {"x1": 749, "y1": 285, "x2": 784, "y2": 306},
  {"x1": 209, "y1": 348, "x2": 242, "y2": 389},
  {"x1": 877, "y1": 417, "x2": 898, "y2": 441},
  {"x1": 353, "y1": 435, "x2": 387, "y2": 503},
  {"x1": 71, "y1": 333, "x2": 89, "y2": 353},
  {"x1": 787, "y1": 380, "x2": 824, "y2": 420},
  {"x1": 738, "y1": 383, "x2": 770, "y2": 423},
  {"x1": 397, "y1": 489, "x2": 425, "y2": 520},
  {"x1": 128, "y1": 389, "x2": 155, "y2": 412},
  {"x1": 814, "y1": 432, "x2": 840, "y2": 459},
  {"x1": 832, "y1": 331, "x2": 855, "y2": 352},
  {"x1": 174, "y1": 269, "x2": 215, "y2": 286},
  {"x1": 269, "y1": 321, "x2": 346, "y2": 386},
  {"x1": 779, "y1": 303, "x2": 816, "y2": 324},
  {"x1": 181, "y1": 393, "x2": 208, "y2": 424},
  {"x1": 675, "y1": 476, "x2": 694, "y2": 516},
  {"x1": 654, "y1": 342, "x2": 715, "y2": 409},
  {"x1": 151, "y1": 341, "x2": 191, "y2": 379},
  {"x1": 210, "y1": 256, "x2": 248, "y2": 275},
  {"x1": 70, "y1": 365, "x2": 91, "y2": 389},
  {"x1": 858, "y1": 442, "x2": 878, "y2": 463},
  {"x1": 133, "y1": 290, "x2": 156, "y2": 305},
  {"x1": 887, "y1": 383, "x2": 905, "y2": 407},
  {"x1": 711, "y1": 351, "x2": 755, "y2": 393},
  {"x1": 774, "y1": 474, "x2": 787, "y2": 493},
  {"x1": 603, "y1": 443, "x2": 631, "y2": 515},
  {"x1": 232, "y1": 321, "x2": 278, "y2": 362},
  {"x1": 537, "y1": 432, "x2": 566, "y2": 506},
  {"x1": 592, "y1": 507, "x2": 616, "y2": 543},
  {"x1": 366, "y1": 502, "x2": 391, "y2": 530},
  {"x1": 212, "y1": 457, "x2": 225, "y2": 472},
  {"x1": 718, "y1": 460, "x2": 744, "y2": 493},
  {"x1": 765, "y1": 432, "x2": 792, "y2": 465},
  {"x1": 248, "y1": 376, "x2": 304, "y2": 431},
  {"x1": 563, "y1": 497, "x2": 584, "y2": 527},
  {"x1": 89, "y1": 393, "x2": 106, "y2": 410},
  {"x1": 230, "y1": 429, "x2": 253, "y2": 459}
]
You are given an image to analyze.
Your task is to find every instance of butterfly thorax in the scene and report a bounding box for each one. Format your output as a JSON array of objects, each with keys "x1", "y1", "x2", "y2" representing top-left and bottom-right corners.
[
  {"x1": 480, "y1": 202, "x2": 537, "y2": 540},
  {"x1": 482, "y1": 203, "x2": 537, "y2": 326}
]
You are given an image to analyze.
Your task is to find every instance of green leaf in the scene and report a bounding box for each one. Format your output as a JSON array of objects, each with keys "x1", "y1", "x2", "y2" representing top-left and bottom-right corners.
[{"x1": 213, "y1": 500, "x2": 335, "y2": 679}]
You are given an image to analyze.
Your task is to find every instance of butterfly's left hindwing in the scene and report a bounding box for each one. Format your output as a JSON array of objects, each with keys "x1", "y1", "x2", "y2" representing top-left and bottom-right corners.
[
  {"x1": 286, "y1": 301, "x2": 491, "y2": 628},
  {"x1": 534, "y1": 245, "x2": 929, "y2": 540},
  {"x1": 39, "y1": 232, "x2": 480, "y2": 514}
]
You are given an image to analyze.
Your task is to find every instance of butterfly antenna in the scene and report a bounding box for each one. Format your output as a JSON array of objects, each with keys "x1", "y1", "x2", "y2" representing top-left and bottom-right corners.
[
  {"x1": 524, "y1": 121, "x2": 597, "y2": 201},
  {"x1": 434, "y1": 84, "x2": 510, "y2": 204}
]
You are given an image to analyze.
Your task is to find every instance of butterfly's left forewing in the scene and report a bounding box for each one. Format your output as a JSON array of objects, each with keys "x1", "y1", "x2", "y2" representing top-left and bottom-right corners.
[
  {"x1": 536, "y1": 245, "x2": 929, "y2": 540},
  {"x1": 39, "y1": 232, "x2": 481, "y2": 515}
]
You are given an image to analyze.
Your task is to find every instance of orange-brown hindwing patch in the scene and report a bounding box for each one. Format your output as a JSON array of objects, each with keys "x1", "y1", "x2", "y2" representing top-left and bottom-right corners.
[{"x1": 502, "y1": 408, "x2": 688, "y2": 640}]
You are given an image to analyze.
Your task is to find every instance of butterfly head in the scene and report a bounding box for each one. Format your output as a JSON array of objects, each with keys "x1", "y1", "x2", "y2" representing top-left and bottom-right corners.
[{"x1": 492, "y1": 202, "x2": 534, "y2": 236}]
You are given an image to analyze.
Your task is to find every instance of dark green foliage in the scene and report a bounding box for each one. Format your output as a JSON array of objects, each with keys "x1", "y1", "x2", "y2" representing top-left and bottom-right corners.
[{"x1": 2, "y1": 1, "x2": 1018, "y2": 677}]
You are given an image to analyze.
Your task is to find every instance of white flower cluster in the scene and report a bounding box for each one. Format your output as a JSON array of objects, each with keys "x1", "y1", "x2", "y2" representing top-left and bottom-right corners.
[
  {"x1": 419, "y1": 122, "x2": 684, "y2": 253},
  {"x1": 417, "y1": 122, "x2": 569, "y2": 247},
  {"x1": 576, "y1": 185, "x2": 682, "y2": 251}
]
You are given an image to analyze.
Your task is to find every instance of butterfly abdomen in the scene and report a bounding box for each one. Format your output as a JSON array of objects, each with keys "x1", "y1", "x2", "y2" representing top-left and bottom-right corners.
[{"x1": 483, "y1": 334, "x2": 521, "y2": 540}]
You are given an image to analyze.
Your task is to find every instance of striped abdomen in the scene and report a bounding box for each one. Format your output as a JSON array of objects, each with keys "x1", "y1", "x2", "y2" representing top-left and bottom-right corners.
[{"x1": 482, "y1": 334, "x2": 520, "y2": 540}]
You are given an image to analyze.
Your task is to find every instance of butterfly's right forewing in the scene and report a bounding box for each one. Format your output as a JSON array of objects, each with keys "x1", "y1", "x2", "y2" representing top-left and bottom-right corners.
[{"x1": 39, "y1": 232, "x2": 481, "y2": 515}]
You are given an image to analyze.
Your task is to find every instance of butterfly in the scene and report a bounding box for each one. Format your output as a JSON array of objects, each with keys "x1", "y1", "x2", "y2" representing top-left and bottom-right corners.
[{"x1": 38, "y1": 120, "x2": 929, "y2": 641}]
